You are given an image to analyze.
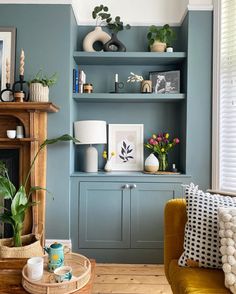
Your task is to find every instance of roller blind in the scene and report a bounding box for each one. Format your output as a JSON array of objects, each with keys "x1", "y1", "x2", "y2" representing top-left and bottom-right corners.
[{"x1": 219, "y1": 0, "x2": 236, "y2": 192}]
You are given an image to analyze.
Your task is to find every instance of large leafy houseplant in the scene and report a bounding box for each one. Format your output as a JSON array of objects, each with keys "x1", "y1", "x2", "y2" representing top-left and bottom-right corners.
[
  {"x1": 0, "y1": 134, "x2": 77, "y2": 247},
  {"x1": 147, "y1": 24, "x2": 176, "y2": 51}
]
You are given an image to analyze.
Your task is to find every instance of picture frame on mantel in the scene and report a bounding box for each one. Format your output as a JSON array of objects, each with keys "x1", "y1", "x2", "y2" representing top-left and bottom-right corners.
[
  {"x1": 108, "y1": 124, "x2": 144, "y2": 171},
  {"x1": 0, "y1": 27, "x2": 16, "y2": 94}
]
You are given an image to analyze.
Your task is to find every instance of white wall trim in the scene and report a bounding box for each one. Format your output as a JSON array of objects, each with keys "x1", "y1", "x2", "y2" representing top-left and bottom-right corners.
[
  {"x1": 78, "y1": 20, "x2": 181, "y2": 27},
  {"x1": 0, "y1": 0, "x2": 71, "y2": 3},
  {"x1": 211, "y1": 0, "x2": 220, "y2": 190},
  {"x1": 187, "y1": 4, "x2": 213, "y2": 10},
  {"x1": 0, "y1": 1, "x2": 213, "y2": 26}
]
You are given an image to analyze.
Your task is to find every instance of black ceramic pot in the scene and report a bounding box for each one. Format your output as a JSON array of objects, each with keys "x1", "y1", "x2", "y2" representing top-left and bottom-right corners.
[{"x1": 103, "y1": 33, "x2": 126, "y2": 52}]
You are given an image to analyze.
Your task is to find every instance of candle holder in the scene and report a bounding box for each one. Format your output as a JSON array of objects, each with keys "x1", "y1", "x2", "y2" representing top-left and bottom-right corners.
[
  {"x1": 0, "y1": 83, "x2": 14, "y2": 102},
  {"x1": 12, "y1": 74, "x2": 29, "y2": 101}
]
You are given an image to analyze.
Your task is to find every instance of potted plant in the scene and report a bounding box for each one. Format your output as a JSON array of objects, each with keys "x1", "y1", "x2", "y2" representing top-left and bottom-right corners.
[
  {"x1": 28, "y1": 70, "x2": 57, "y2": 102},
  {"x1": 0, "y1": 134, "x2": 77, "y2": 257},
  {"x1": 147, "y1": 24, "x2": 176, "y2": 52},
  {"x1": 86, "y1": 4, "x2": 131, "y2": 52},
  {"x1": 127, "y1": 72, "x2": 152, "y2": 93}
]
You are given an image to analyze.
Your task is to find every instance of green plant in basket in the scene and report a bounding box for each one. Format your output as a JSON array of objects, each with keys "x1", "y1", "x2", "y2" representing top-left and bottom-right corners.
[{"x1": 0, "y1": 134, "x2": 78, "y2": 247}]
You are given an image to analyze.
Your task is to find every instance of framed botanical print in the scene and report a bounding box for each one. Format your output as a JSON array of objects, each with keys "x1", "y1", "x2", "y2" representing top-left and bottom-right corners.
[
  {"x1": 0, "y1": 27, "x2": 16, "y2": 94},
  {"x1": 108, "y1": 124, "x2": 144, "y2": 171}
]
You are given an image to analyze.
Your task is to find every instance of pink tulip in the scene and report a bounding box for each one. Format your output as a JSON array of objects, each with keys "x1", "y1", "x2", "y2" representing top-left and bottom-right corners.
[
  {"x1": 152, "y1": 140, "x2": 158, "y2": 145},
  {"x1": 157, "y1": 137, "x2": 162, "y2": 142},
  {"x1": 149, "y1": 138, "x2": 155, "y2": 145},
  {"x1": 174, "y1": 138, "x2": 180, "y2": 144}
]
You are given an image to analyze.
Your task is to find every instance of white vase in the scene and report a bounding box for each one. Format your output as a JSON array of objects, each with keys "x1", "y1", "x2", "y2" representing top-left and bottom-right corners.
[
  {"x1": 83, "y1": 27, "x2": 111, "y2": 52},
  {"x1": 144, "y1": 154, "x2": 159, "y2": 172},
  {"x1": 30, "y1": 83, "x2": 49, "y2": 102},
  {"x1": 104, "y1": 159, "x2": 112, "y2": 172}
]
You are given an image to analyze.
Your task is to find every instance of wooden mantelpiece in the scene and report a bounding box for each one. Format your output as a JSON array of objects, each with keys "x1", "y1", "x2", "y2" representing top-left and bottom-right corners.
[{"x1": 0, "y1": 102, "x2": 59, "y2": 244}]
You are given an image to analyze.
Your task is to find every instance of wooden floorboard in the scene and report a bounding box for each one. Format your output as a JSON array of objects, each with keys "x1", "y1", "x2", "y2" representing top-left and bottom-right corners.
[{"x1": 92, "y1": 264, "x2": 173, "y2": 294}]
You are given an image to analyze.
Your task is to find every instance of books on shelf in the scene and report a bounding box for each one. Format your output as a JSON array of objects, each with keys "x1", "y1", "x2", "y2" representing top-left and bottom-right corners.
[{"x1": 73, "y1": 66, "x2": 86, "y2": 93}]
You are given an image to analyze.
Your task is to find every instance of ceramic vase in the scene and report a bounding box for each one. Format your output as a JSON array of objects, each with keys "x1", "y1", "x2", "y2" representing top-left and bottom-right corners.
[
  {"x1": 83, "y1": 26, "x2": 110, "y2": 52},
  {"x1": 29, "y1": 83, "x2": 49, "y2": 102},
  {"x1": 104, "y1": 159, "x2": 112, "y2": 172},
  {"x1": 144, "y1": 154, "x2": 159, "y2": 172},
  {"x1": 103, "y1": 33, "x2": 126, "y2": 52}
]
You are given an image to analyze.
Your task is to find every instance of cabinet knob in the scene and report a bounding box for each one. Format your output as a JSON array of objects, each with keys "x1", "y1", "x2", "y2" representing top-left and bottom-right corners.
[
  {"x1": 130, "y1": 184, "x2": 137, "y2": 189},
  {"x1": 123, "y1": 184, "x2": 130, "y2": 189}
]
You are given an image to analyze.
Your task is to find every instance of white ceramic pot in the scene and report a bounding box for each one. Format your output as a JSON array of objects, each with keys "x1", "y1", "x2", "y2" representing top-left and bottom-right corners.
[
  {"x1": 150, "y1": 41, "x2": 167, "y2": 52},
  {"x1": 30, "y1": 83, "x2": 49, "y2": 102},
  {"x1": 83, "y1": 27, "x2": 111, "y2": 52},
  {"x1": 104, "y1": 159, "x2": 112, "y2": 172},
  {"x1": 144, "y1": 153, "x2": 159, "y2": 172}
]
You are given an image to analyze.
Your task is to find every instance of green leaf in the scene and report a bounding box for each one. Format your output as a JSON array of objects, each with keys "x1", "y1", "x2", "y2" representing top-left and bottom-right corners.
[
  {"x1": 40, "y1": 134, "x2": 79, "y2": 149},
  {"x1": 103, "y1": 6, "x2": 108, "y2": 11},
  {"x1": 0, "y1": 175, "x2": 15, "y2": 199},
  {"x1": 11, "y1": 186, "x2": 28, "y2": 216},
  {"x1": 0, "y1": 211, "x2": 14, "y2": 226}
]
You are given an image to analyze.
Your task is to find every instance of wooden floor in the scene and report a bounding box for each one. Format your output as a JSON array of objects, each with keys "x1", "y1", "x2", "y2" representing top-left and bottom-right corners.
[{"x1": 92, "y1": 264, "x2": 173, "y2": 294}]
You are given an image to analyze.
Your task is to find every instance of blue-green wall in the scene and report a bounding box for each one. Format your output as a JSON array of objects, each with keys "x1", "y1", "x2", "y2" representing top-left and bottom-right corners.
[
  {"x1": 0, "y1": 5, "x2": 213, "y2": 240},
  {"x1": 0, "y1": 4, "x2": 74, "y2": 239}
]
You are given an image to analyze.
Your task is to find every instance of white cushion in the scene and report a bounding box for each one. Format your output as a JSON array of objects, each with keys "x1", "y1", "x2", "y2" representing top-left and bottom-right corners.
[
  {"x1": 178, "y1": 183, "x2": 236, "y2": 268},
  {"x1": 219, "y1": 207, "x2": 236, "y2": 293}
]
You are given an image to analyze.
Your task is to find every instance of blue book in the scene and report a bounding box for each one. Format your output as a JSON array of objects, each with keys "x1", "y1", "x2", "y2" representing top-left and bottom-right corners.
[
  {"x1": 73, "y1": 69, "x2": 76, "y2": 93},
  {"x1": 75, "y1": 66, "x2": 79, "y2": 93}
]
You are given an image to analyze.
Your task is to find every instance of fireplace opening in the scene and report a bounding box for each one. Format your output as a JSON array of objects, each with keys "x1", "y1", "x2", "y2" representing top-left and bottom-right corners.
[{"x1": 0, "y1": 149, "x2": 19, "y2": 238}]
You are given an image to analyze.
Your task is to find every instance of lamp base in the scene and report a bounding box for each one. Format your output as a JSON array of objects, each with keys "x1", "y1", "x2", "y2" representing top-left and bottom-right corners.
[{"x1": 84, "y1": 145, "x2": 98, "y2": 172}]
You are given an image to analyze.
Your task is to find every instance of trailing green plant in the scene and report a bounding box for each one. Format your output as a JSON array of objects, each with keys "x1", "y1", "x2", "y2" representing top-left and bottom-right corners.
[
  {"x1": 28, "y1": 70, "x2": 57, "y2": 87},
  {"x1": 0, "y1": 134, "x2": 78, "y2": 247},
  {"x1": 147, "y1": 24, "x2": 176, "y2": 48},
  {"x1": 92, "y1": 4, "x2": 131, "y2": 33}
]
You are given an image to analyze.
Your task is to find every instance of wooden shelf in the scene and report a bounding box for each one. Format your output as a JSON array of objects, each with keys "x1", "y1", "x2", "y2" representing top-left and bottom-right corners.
[
  {"x1": 0, "y1": 138, "x2": 37, "y2": 142},
  {"x1": 73, "y1": 51, "x2": 187, "y2": 65},
  {"x1": 73, "y1": 93, "x2": 185, "y2": 103},
  {"x1": 0, "y1": 102, "x2": 59, "y2": 112}
]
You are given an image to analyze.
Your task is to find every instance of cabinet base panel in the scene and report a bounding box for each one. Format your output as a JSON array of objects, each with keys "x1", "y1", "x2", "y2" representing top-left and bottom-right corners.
[{"x1": 75, "y1": 248, "x2": 163, "y2": 264}]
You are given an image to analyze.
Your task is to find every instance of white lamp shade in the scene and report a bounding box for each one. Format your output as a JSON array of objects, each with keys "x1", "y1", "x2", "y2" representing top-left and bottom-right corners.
[{"x1": 74, "y1": 120, "x2": 107, "y2": 145}]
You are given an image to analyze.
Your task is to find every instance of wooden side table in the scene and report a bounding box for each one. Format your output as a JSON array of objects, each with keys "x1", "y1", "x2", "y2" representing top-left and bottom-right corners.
[{"x1": 0, "y1": 258, "x2": 96, "y2": 294}]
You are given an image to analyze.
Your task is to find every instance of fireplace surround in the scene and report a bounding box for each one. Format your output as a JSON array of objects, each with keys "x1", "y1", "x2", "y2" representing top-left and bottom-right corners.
[{"x1": 0, "y1": 102, "x2": 58, "y2": 243}]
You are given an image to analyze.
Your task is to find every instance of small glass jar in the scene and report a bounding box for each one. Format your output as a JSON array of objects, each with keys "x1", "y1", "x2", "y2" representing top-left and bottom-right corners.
[{"x1": 83, "y1": 83, "x2": 93, "y2": 93}]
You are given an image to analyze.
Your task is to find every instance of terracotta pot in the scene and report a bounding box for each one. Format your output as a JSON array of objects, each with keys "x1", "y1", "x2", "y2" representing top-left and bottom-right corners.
[
  {"x1": 29, "y1": 83, "x2": 49, "y2": 102},
  {"x1": 150, "y1": 41, "x2": 167, "y2": 52}
]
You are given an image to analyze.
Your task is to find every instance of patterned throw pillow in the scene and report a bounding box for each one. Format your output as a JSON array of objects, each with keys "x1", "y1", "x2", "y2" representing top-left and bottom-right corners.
[
  {"x1": 178, "y1": 183, "x2": 236, "y2": 268},
  {"x1": 219, "y1": 207, "x2": 236, "y2": 294}
]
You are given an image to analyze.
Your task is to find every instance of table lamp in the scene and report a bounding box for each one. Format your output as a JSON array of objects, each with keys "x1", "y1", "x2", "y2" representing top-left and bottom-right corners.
[{"x1": 74, "y1": 120, "x2": 107, "y2": 172}]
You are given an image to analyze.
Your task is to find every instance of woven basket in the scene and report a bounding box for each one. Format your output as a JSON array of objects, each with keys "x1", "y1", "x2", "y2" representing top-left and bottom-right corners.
[{"x1": 0, "y1": 233, "x2": 43, "y2": 258}]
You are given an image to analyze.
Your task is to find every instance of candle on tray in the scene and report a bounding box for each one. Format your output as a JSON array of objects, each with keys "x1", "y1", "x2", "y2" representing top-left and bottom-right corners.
[
  {"x1": 6, "y1": 58, "x2": 10, "y2": 84},
  {"x1": 20, "y1": 49, "x2": 25, "y2": 76}
]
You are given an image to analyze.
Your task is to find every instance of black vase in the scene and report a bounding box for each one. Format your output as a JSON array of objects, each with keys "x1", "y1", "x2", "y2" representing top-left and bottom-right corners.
[{"x1": 103, "y1": 33, "x2": 126, "y2": 52}]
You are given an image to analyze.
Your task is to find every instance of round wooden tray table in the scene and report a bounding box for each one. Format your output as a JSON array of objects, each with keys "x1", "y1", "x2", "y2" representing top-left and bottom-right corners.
[{"x1": 22, "y1": 252, "x2": 91, "y2": 294}]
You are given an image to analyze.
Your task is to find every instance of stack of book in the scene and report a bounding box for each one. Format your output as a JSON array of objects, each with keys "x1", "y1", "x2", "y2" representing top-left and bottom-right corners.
[{"x1": 73, "y1": 66, "x2": 86, "y2": 93}]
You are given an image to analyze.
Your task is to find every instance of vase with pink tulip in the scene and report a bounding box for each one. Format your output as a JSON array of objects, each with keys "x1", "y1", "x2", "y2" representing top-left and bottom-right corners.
[{"x1": 144, "y1": 132, "x2": 180, "y2": 171}]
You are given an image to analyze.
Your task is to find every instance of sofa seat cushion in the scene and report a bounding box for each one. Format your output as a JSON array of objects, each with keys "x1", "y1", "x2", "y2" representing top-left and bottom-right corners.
[{"x1": 169, "y1": 259, "x2": 231, "y2": 294}]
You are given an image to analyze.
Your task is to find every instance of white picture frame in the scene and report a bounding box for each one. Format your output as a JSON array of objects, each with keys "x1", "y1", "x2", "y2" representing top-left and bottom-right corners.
[
  {"x1": 108, "y1": 124, "x2": 144, "y2": 171},
  {"x1": 0, "y1": 27, "x2": 16, "y2": 92}
]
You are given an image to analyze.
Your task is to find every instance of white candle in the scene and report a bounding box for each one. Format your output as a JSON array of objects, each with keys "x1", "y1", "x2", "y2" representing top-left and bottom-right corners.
[
  {"x1": 20, "y1": 49, "x2": 25, "y2": 76},
  {"x1": 6, "y1": 58, "x2": 10, "y2": 84},
  {"x1": 115, "y1": 74, "x2": 118, "y2": 83}
]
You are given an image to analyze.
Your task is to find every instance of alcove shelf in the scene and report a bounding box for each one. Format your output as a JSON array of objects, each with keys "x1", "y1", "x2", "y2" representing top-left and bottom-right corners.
[
  {"x1": 73, "y1": 51, "x2": 187, "y2": 65},
  {"x1": 0, "y1": 102, "x2": 59, "y2": 112},
  {"x1": 73, "y1": 93, "x2": 185, "y2": 103}
]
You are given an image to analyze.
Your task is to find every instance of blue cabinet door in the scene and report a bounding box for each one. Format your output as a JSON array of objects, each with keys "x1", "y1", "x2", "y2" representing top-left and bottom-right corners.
[
  {"x1": 79, "y1": 182, "x2": 130, "y2": 248},
  {"x1": 131, "y1": 182, "x2": 182, "y2": 248}
]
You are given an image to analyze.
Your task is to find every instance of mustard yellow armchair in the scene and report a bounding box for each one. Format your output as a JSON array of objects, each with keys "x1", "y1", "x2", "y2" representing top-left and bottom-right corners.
[{"x1": 164, "y1": 198, "x2": 230, "y2": 294}]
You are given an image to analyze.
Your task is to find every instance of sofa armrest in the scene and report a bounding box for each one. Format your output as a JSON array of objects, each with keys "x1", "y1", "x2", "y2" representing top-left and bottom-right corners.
[{"x1": 164, "y1": 198, "x2": 187, "y2": 283}]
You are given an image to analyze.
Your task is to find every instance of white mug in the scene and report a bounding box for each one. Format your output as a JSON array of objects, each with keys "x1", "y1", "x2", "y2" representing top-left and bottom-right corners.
[
  {"x1": 27, "y1": 256, "x2": 44, "y2": 281},
  {"x1": 6, "y1": 130, "x2": 16, "y2": 139}
]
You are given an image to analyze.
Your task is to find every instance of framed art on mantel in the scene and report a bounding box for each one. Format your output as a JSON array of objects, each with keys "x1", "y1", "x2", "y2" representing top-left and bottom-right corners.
[
  {"x1": 108, "y1": 124, "x2": 144, "y2": 171},
  {"x1": 0, "y1": 27, "x2": 16, "y2": 94}
]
